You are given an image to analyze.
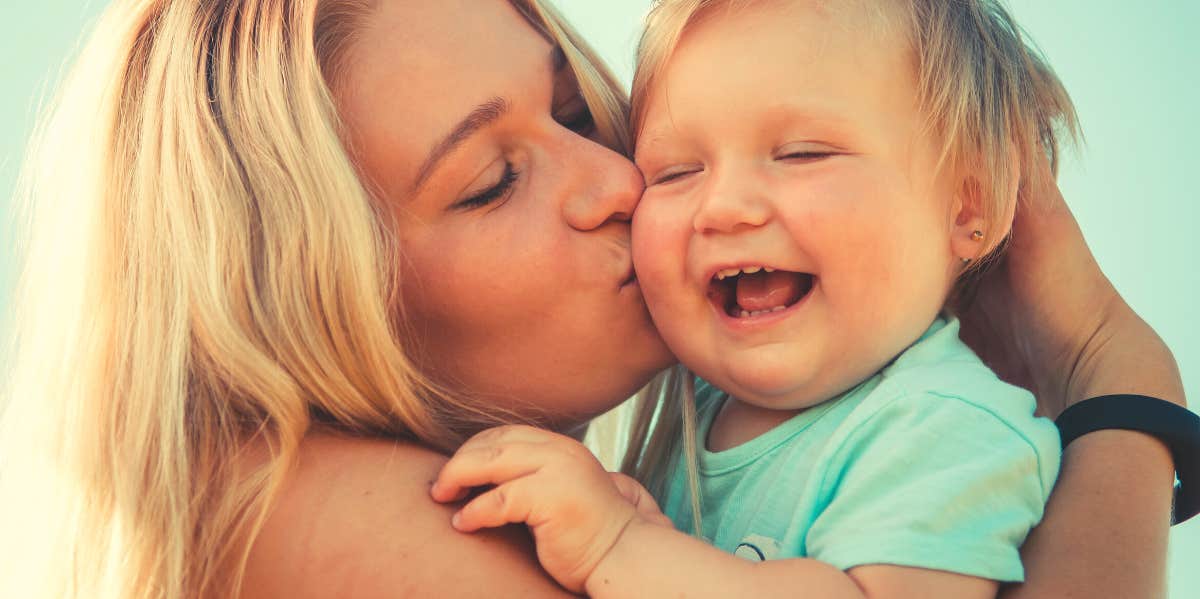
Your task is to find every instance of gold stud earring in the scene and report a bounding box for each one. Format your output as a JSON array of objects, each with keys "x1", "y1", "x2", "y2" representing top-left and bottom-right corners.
[{"x1": 970, "y1": 230, "x2": 985, "y2": 242}]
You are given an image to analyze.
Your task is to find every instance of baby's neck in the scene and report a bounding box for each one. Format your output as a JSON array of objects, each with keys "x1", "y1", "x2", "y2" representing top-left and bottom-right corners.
[{"x1": 706, "y1": 397, "x2": 808, "y2": 453}]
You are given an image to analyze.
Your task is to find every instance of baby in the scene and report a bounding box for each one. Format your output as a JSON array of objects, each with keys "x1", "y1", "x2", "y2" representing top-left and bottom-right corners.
[{"x1": 433, "y1": 1, "x2": 1078, "y2": 597}]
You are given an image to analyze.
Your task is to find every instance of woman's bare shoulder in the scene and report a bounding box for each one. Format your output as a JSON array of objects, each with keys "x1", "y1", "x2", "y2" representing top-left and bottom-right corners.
[{"x1": 241, "y1": 431, "x2": 571, "y2": 598}]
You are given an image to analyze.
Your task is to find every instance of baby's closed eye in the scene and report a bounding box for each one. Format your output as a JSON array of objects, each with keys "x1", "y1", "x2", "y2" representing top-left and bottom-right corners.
[
  {"x1": 774, "y1": 141, "x2": 845, "y2": 163},
  {"x1": 646, "y1": 163, "x2": 705, "y2": 186}
]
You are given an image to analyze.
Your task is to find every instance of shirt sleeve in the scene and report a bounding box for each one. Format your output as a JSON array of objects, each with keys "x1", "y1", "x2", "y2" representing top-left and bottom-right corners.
[{"x1": 802, "y1": 387, "x2": 1061, "y2": 582}]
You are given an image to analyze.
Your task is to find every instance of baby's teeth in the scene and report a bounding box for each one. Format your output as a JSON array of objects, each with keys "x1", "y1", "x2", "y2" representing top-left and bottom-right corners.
[
  {"x1": 734, "y1": 306, "x2": 790, "y2": 319},
  {"x1": 717, "y1": 266, "x2": 781, "y2": 280}
]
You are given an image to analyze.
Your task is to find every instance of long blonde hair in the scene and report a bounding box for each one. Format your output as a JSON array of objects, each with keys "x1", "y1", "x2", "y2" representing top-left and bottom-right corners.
[
  {"x1": 0, "y1": 1, "x2": 633, "y2": 597},
  {"x1": 620, "y1": 0, "x2": 1081, "y2": 528}
]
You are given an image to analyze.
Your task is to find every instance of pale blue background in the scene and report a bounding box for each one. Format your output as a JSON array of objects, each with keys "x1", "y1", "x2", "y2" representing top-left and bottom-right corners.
[{"x1": 1, "y1": 0, "x2": 1196, "y2": 595}]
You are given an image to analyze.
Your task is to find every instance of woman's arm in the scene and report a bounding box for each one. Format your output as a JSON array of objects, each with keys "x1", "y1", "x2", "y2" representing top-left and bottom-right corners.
[
  {"x1": 240, "y1": 433, "x2": 574, "y2": 598},
  {"x1": 1003, "y1": 303, "x2": 1180, "y2": 599},
  {"x1": 1009, "y1": 430, "x2": 1174, "y2": 599},
  {"x1": 958, "y1": 156, "x2": 1185, "y2": 599}
]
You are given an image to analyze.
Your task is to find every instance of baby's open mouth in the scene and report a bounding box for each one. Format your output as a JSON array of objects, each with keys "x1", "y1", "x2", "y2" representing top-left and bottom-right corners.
[{"x1": 707, "y1": 266, "x2": 815, "y2": 319}]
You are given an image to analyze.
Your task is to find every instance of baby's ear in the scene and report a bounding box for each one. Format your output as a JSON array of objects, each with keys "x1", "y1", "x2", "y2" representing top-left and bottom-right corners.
[{"x1": 949, "y1": 174, "x2": 1014, "y2": 262}]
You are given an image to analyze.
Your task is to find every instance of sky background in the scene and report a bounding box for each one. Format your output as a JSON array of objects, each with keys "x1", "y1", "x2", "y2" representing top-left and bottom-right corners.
[{"x1": 2, "y1": 0, "x2": 1196, "y2": 595}]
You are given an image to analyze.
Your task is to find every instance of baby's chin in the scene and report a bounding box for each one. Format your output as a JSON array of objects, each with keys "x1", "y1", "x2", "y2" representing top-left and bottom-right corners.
[{"x1": 696, "y1": 350, "x2": 833, "y2": 411}]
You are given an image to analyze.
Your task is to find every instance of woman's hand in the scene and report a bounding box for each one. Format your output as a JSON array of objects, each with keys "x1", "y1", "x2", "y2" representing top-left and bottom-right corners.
[
  {"x1": 957, "y1": 156, "x2": 1184, "y2": 598},
  {"x1": 431, "y1": 425, "x2": 670, "y2": 594},
  {"x1": 956, "y1": 154, "x2": 1185, "y2": 416}
]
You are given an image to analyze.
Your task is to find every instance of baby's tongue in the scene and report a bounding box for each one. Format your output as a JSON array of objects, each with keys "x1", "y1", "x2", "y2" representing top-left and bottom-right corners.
[{"x1": 736, "y1": 271, "x2": 805, "y2": 313}]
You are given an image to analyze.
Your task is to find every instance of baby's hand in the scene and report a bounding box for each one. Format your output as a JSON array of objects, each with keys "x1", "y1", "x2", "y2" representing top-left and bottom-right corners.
[{"x1": 430, "y1": 425, "x2": 669, "y2": 593}]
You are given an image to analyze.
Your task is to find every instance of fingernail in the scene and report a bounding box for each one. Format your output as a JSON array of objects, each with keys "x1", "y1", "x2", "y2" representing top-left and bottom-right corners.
[{"x1": 451, "y1": 512, "x2": 462, "y2": 529}]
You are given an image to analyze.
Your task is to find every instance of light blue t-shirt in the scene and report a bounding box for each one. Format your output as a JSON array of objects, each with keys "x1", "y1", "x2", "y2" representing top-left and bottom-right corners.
[{"x1": 659, "y1": 317, "x2": 1060, "y2": 582}]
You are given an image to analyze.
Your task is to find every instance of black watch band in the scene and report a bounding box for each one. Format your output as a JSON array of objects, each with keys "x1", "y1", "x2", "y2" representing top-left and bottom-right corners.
[{"x1": 1055, "y1": 394, "x2": 1200, "y2": 525}]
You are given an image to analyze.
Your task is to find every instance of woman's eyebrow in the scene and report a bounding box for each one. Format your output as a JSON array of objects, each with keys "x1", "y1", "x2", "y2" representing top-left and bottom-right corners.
[
  {"x1": 412, "y1": 97, "x2": 510, "y2": 193},
  {"x1": 410, "y1": 47, "x2": 564, "y2": 194}
]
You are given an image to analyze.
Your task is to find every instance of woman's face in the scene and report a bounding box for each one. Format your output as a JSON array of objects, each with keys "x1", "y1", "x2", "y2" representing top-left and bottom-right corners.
[{"x1": 338, "y1": 0, "x2": 672, "y2": 428}]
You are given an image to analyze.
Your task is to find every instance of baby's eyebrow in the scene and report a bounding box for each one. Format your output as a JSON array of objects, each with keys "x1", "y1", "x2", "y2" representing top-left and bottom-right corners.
[{"x1": 632, "y1": 129, "x2": 679, "y2": 162}]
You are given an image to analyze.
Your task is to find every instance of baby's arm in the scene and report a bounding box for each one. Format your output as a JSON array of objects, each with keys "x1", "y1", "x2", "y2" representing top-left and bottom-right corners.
[
  {"x1": 589, "y1": 518, "x2": 995, "y2": 598},
  {"x1": 432, "y1": 425, "x2": 996, "y2": 599}
]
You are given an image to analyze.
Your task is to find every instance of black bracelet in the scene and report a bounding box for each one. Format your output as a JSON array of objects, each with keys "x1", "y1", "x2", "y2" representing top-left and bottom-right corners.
[{"x1": 1056, "y1": 394, "x2": 1199, "y2": 525}]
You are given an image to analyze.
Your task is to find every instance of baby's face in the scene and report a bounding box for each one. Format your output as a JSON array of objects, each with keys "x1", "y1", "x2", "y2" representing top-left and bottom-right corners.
[{"x1": 632, "y1": 1, "x2": 962, "y2": 411}]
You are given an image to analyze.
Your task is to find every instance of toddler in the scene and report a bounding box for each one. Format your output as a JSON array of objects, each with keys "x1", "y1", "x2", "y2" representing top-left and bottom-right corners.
[{"x1": 433, "y1": 1, "x2": 1078, "y2": 597}]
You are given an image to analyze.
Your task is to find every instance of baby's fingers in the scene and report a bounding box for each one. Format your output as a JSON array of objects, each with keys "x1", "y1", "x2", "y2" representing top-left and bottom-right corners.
[
  {"x1": 451, "y1": 477, "x2": 541, "y2": 532},
  {"x1": 431, "y1": 441, "x2": 551, "y2": 503},
  {"x1": 609, "y1": 472, "x2": 672, "y2": 527},
  {"x1": 457, "y1": 424, "x2": 561, "y2": 453}
]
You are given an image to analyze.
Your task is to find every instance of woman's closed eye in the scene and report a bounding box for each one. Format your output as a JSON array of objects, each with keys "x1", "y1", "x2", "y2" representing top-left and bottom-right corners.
[
  {"x1": 447, "y1": 93, "x2": 593, "y2": 213},
  {"x1": 452, "y1": 161, "x2": 520, "y2": 211}
]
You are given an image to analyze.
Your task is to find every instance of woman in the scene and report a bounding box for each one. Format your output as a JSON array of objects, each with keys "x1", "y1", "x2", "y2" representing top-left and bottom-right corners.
[{"x1": 0, "y1": 0, "x2": 1183, "y2": 597}]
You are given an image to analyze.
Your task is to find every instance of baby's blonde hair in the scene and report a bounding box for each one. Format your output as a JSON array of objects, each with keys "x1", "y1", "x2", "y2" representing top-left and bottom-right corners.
[
  {"x1": 622, "y1": 0, "x2": 1080, "y2": 529},
  {"x1": 631, "y1": 0, "x2": 1079, "y2": 262},
  {"x1": 0, "y1": 1, "x2": 632, "y2": 597}
]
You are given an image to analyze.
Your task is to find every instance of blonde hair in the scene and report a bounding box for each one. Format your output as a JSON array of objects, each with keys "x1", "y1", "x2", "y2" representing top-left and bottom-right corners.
[
  {"x1": 0, "y1": 1, "x2": 633, "y2": 597},
  {"x1": 621, "y1": 0, "x2": 1080, "y2": 528}
]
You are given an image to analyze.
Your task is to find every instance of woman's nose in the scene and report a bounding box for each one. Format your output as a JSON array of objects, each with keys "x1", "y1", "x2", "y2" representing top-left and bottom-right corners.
[
  {"x1": 562, "y1": 141, "x2": 644, "y2": 232},
  {"x1": 692, "y1": 169, "x2": 771, "y2": 234}
]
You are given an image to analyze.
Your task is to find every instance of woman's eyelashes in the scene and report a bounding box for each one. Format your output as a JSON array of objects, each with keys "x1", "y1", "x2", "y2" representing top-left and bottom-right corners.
[
  {"x1": 447, "y1": 99, "x2": 590, "y2": 213},
  {"x1": 453, "y1": 161, "x2": 520, "y2": 211}
]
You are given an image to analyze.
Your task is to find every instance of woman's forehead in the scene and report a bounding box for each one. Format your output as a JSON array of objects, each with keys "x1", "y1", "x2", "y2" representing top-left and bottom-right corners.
[{"x1": 338, "y1": 0, "x2": 553, "y2": 197}]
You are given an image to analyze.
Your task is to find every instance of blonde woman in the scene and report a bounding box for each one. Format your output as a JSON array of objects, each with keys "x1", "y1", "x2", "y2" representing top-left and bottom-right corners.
[{"x1": 0, "y1": 0, "x2": 1182, "y2": 598}]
